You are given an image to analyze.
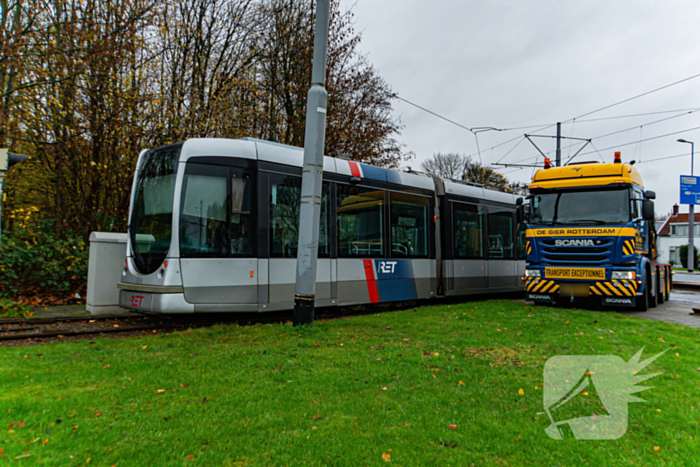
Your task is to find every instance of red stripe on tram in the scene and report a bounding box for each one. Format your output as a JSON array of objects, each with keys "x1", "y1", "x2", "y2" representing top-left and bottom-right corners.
[
  {"x1": 363, "y1": 259, "x2": 379, "y2": 303},
  {"x1": 348, "y1": 161, "x2": 362, "y2": 178}
]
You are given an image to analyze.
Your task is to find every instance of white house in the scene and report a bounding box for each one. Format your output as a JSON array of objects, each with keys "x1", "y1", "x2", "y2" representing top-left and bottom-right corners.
[{"x1": 656, "y1": 210, "x2": 700, "y2": 265}]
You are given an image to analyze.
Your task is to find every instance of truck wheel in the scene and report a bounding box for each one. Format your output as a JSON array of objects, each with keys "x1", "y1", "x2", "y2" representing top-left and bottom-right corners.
[
  {"x1": 635, "y1": 287, "x2": 649, "y2": 312},
  {"x1": 648, "y1": 269, "x2": 658, "y2": 309},
  {"x1": 635, "y1": 269, "x2": 651, "y2": 312}
]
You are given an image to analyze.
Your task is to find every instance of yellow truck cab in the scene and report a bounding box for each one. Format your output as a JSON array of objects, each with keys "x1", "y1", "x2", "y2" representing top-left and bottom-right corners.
[{"x1": 520, "y1": 152, "x2": 671, "y2": 311}]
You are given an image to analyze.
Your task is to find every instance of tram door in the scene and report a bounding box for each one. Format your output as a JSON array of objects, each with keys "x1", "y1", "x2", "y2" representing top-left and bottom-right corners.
[
  {"x1": 450, "y1": 202, "x2": 487, "y2": 293},
  {"x1": 485, "y1": 208, "x2": 518, "y2": 289},
  {"x1": 268, "y1": 176, "x2": 332, "y2": 307},
  {"x1": 179, "y1": 165, "x2": 258, "y2": 304}
]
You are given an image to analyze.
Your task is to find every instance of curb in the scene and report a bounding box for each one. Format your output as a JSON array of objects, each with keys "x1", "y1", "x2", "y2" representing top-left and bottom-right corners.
[{"x1": 672, "y1": 281, "x2": 700, "y2": 291}]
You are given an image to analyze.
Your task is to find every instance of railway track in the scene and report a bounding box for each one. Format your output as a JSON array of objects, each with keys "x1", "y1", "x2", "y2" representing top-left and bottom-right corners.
[
  {"x1": 0, "y1": 314, "x2": 191, "y2": 344},
  {"x1": 0, "y1": 310, "x2": 300, "y2": 345},
  {"x1": 0, "y1": 293, "x2": 519, "y2": 346}
]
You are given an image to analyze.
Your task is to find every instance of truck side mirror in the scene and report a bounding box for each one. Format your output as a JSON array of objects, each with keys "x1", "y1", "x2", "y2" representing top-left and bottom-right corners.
[
  {"x1": 642, "y1": 199, "x2": 654, "y2": 220},
  {"x1": 644, "y1": 190, "x2": 656, "y2": 200},
  {"x1": 515, "y1": 197, "x2": 525, "y2": 223}
]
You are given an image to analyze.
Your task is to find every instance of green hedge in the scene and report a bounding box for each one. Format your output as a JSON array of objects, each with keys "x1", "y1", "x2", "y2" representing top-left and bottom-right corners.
[
  {"x1": 0, "y1": 220, "x2": 88, "y2": 298},
  {"x1": 679, "y1": 244, "x2": 700, "y2": 269}
]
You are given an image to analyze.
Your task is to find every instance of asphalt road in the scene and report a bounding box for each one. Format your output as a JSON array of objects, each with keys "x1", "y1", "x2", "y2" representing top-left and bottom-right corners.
[
  {"x1": 673, "y1": 271, "x2": 700, "y2": 285},
  {"x1": 617, "y1": 288, "x2": 700, "y2": 328}
]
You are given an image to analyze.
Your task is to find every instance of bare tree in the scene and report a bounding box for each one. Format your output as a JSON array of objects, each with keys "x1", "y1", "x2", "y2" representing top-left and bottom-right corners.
[
  {"x1": 420, "y1": 152, "x2": 464, "y2": 179},
  {"x1": 421, "y1": 152, "x2": 527, "y2": 194}
]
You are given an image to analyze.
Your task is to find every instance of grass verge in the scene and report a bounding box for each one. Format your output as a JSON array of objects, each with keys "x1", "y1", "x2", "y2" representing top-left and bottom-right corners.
[{"x1": 0, "y1": 299, "x2": 698, "y2": 465}]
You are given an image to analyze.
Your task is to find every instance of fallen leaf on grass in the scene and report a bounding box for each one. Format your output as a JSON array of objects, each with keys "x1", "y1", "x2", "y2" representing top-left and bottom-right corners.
[
  {"x1": 14, "y1": 453, "x2": 31, "y2": 460},
  {"x1": 42, "y1": 439, "x2": 48, "y2": 445},
  {"x1": 518, "y1": 388, "x2": 525, "y2": 395},
  {"x1": 654, "y1": 446, "x2": 660, "y2": 451},
  {"x1": 381, "y1": 452, "x2": 391, "y2": 462},
  {"x1": 448, "y1": 424, "x2": 457, "y2": 430},
  {"x1": 382, "y1": 387, "x2": 387, "y2": 391},
  {"x1": 102, "y1": 365, "x2": 110, "y2": 369},
  {"x1": 313, "y1": 414, "x2": 322, "y2": 420},
  {"x1": 72, "y1": 426, "x2": 78, "y2": 430},
  {"x1": 155, "y1": 389, "x2": 166, "y2": 394},
  {"x1": 186, "y1": 454, "x2": 195, "y2": 460}
]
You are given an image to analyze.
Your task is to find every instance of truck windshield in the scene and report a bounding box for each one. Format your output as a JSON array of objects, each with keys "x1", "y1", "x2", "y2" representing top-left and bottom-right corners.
[
  {"x1": 130, "y1": 144, "x2": 181, "y2": 274},
  {"x1": 529, "y1": 187, "x2": 630, "y2": 225}
]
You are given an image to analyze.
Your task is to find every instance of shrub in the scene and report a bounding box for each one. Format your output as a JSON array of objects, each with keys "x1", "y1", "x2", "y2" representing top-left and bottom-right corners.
[
  {"x1": 0, "y1": 220, "x2": 88, "y2": 299},
  {"x1": 679, "y1": 244, "x2": 700, "y2": 269}
]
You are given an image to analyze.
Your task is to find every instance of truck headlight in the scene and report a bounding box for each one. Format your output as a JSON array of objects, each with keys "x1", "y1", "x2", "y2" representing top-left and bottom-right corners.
[
  {"x1": 612, "y1": 271, "x2": 635, "y2": 280},
  {"x1": 525, "y1": 269, "x2": 541, "y2": 278}
]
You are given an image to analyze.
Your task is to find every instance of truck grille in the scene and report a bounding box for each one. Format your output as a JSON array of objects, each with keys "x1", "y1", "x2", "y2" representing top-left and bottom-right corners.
[{"x1": 541, "y1": 239, "x2": 613, "y2": 264}]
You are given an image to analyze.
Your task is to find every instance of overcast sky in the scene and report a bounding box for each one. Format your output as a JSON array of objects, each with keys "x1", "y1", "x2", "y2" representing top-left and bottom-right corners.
[{"x1": 339, "y1": 0, "x2": 700, "y2": 216}]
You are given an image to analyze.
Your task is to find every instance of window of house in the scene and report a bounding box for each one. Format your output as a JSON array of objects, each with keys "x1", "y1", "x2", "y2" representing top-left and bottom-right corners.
[{"x1": 672, "y1": 224, "x2": 689, "y2": 236}]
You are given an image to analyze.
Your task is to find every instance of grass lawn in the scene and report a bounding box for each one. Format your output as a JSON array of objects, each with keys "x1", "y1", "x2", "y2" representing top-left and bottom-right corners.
[{"x1": 1, "y1": 299, "x2": 698, "y2": 466}]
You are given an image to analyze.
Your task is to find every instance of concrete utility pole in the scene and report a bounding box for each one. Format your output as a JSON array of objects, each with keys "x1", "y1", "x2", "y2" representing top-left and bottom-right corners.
[
  {"x1": 293, "y1": 0, "x2": 331, "y2": 326},
  {"x1": 555, "y1": 122, "x2": 561, "y2": 167},
  {"x1": 688, "y1": 142, "x2": 695, "y2": 273},
  {"x1": 678, "y1": 139, "x2": 695, "y2": 272}
]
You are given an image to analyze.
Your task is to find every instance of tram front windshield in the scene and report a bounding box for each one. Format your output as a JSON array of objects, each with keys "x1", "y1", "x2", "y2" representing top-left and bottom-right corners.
[{"x1": 130, "y1": 144, "x2": 181, "y2": 274}]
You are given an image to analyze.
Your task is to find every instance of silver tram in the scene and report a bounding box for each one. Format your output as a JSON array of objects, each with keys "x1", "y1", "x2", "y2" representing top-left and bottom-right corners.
[{"x1": 118, "y1": 138, "x2": 526, "y2": 313}]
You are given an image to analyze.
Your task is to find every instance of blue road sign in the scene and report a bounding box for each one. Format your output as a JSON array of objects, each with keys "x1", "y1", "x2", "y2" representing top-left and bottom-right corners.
[{"x1": 680, "y1": 175, "x2": 700, "y2": 205}]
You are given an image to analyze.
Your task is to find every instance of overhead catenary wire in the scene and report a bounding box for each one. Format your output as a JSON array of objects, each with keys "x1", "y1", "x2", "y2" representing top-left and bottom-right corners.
[
  {"x1": 549, "y1": 108, "x2": 700, "y2": 156},
  {"x1": 396, "y1": 72, "x2": 700, "y2": 169},
  {"x1": 564, "y1": 72, "x2": 700, "y2": 122}
]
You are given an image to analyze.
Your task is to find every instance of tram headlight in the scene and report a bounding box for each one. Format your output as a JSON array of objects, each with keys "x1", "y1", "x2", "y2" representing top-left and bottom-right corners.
[
  {"x1": 612, "y1": 271, "x2": 635, "y2": 280},
  {"x1": 525, "y1": 270, "x2": 541, "y2": 278}
]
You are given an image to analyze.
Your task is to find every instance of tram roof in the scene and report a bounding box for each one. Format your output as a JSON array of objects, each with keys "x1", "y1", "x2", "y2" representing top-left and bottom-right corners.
[{"x1": 176, "y1": 138, "x2": 517, "y2": 204}]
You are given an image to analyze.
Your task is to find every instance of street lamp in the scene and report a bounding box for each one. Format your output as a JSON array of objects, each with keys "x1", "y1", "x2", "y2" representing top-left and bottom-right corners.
[{"x1": 677, "y1": 139, "x2": 695, "y2": 272}]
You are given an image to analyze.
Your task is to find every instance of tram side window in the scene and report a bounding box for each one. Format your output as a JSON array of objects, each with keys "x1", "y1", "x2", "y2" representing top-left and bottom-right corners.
[
  {"x1": 390, "y1": 192, "x2": 428, "y2": 257},
  {"x1": 338, "y1": 185, "x2": 385, "y2": 257},
  {"x1": 230, "y1": 173, "x2": 253, "y2": 255},
  {"x1": 269, "y1": 176, "x2": 329, "y2": 258},
  {"x1": 452, "y1": 203, "x2": 483, "y2": 259},
  {"x1": 487, "y1": 211, "x2": 514, "y2": 259},
  {"x1": 180, "y1": 173, "x2": 228, "y2": 256}
]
